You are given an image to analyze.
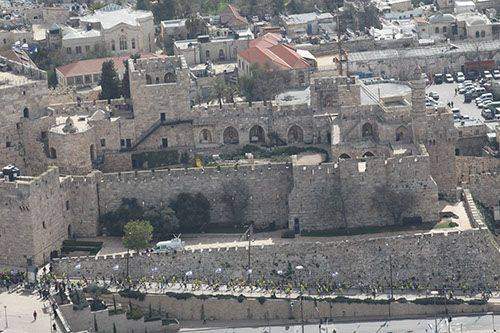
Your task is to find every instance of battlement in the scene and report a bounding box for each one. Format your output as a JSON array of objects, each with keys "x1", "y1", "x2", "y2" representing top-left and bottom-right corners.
[
  {"x1": 101, "y1": 162, "x2": 292, "y2": 183},
  {"x1": 52, "y1": 226, "x2": 499, "y2": 291},
  {"x1": 128, "y1": 55, "x2": 188, "y2": 83},
  {"x1": 0, "y1": 166, "x2": 60, "y2": 192}
]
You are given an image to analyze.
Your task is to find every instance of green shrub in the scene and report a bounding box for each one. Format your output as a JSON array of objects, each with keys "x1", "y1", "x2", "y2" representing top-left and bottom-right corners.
[
  {"x1": 119, "y1": 289, "x2": 146, "y2": 301},
  {"x1": 466, "y1": 299, "x2": 487, "y2": 305},
  {"x1": 126, "y1": 306, "x2": 144, "y2": 320},
  {"x1": 132, "y1": 150, "x2": 180, "y2": 169},
  {"x1": 281, "y1": 229, "x2": 296, "y2": 239},
  {"x1": 170, "y1": 192, "x2": 211, "y2": 232},
  {"x1": 237, "y1": 294, "x2": 245, "y2": 303},
  {"x1": 165, "y1": 292, "x2": 194, "y2": 300},
  {"x1": 257, "y1": 296, "x2": 266, "y2": 304}
]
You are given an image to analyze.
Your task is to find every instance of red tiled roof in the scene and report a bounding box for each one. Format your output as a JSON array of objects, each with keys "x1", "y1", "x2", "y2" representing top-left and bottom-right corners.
[
  {"x1": 56, "y1": 53, "x2": 162, "y2": 78},
  {"x1": 239, "y1": 39, "x2": 310, "y2": 71},
  {"x1": 226, "y1": 4, "x2": 248, "y2": 25},
  {"x1": 249, "y1": 33, "x2": 283, "y2": 49}
]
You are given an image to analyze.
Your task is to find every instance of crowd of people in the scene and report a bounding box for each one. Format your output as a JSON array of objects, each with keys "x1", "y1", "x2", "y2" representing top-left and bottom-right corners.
[{"x1": 51, "y1": 230, "x2": 499, "y2": 298}]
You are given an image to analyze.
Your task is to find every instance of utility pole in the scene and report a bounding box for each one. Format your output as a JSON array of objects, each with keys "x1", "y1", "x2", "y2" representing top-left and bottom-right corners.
[
  {"x1": 336, "y1": 15, "x2": 343, "y2": 76},
  {"x1": 4, "y1": 305, "x2": 7, "y2": 328}
]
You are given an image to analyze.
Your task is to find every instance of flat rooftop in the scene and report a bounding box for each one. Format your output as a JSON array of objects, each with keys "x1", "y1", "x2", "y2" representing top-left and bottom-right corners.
[{"x1": 349, "y1": 39, "x2": 500, "y2": 62}]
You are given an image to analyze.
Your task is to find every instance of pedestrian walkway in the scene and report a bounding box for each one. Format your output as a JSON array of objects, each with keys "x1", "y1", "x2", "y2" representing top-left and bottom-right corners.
[{"x1": 0, "y1": 287, "x2": 53, "y2": 333}]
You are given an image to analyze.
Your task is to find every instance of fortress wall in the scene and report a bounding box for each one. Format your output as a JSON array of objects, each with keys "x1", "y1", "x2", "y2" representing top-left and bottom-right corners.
[
  {"x1": 53, "y1": 228, "x2": 500, "y2": 290},
  {"x1": 456, "y1": 156, "x2": 500, "y2": 208},
  {"x1": 289, "y1": 154, "x2": 438, "y2": 232},
  {"x1": 97, "y1": 164, "x2": 294, "y2": 229},
  {"x1": 60, "y1": 172, "x2": 100, "y2": 238}
]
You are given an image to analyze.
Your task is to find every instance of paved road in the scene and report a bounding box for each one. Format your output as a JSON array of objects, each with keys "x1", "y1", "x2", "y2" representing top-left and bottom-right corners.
[
  {"x1": 0, "y1": 287, "x2": 54, "y2": 333},
  {"x1": 181, "y1": 314, "x2": 498, "y2": 333},
  {"x1": 426, "y1": 82, "x2": 499, "y2": 130}
]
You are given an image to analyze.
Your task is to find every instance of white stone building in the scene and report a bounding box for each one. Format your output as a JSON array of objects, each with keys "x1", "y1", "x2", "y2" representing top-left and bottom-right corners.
[{"x1": 49, "y1": 4, "x2": 155, "y2": 60}]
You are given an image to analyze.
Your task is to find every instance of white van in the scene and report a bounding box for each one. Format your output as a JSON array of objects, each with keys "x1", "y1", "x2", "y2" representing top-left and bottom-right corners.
[{"x1": 153, "y1": 238, "x2": 185, "y2": 253}]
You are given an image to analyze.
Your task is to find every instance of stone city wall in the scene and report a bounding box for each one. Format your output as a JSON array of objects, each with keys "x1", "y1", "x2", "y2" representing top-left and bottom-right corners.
[
  {"x1": 53, "y1": 228, "x2": 500, "y2": 290},
  {"x1": 289, "y1": 153, "x2": 439, "y2": 231},
  {"x1": 456, "y1": 156, "x2": 499, "y2": 208},
  {"x1": 106, "y1": 293, "x2": 488, "y2": 322},
  {"x1": 97, "y1": 163, "x2": 294, "y2": 229}
]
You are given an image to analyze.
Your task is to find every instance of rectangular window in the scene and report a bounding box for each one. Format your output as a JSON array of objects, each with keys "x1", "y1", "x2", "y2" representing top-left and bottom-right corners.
[
  {"x1": 126, "y1": 139, "x2": 132, "y2": 148},
  {"x1": 100, "y1": 138, "x2": 106, "y2": 147},
  {"x1": 65, "y1": 201, "x2": 70, "y2": 210},
  {"x1": 75, "y1": 46, "x2": 82, "y2": 54},
  {"x1": 66, "y1": 47, "x2": 72, "y2": 54},
  {"x1": 161, "y1": 138, "x2": 168, "y2": 148},
  {"x1": 5, "y1": 141, "x2": 11, "y2": 148},
  {"x1": 84, "y1": 75, "x2": 92, "y2": 83},
  {"x1": 85, "y1": 45, "x2": 90, "y2": 53},
  {"x1": 120, "y1": 139, "x2": 125, "y2": 147}
]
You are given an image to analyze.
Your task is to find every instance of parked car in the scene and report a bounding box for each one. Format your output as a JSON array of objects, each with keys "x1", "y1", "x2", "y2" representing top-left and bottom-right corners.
[
  {"x1": 434, "y1": 73, "x2": 444, "y2": 84},
  {"x1": 478, "y1": 100, "x2": 492, "y2": 109},
  {"x1": 484, "y1": 71, "x2": 493, "y2": 80},
  {"x1": 153, "y1": 237, "x2": 185, "y2": 253},
  {"x1": 492, "y1": 70, "x2": 500, "y2": 80},
  {"x1": 445, "y1": 74, "x2": 454, "y2": 83},
  {"x1": 481, "y1": 109, "x2": 494, "y2": 119},
  {"x1": 455, "y1": 72, "x2": 465, "y2": 82},
  {"x1": 428, "y1": 92, "x2": 439, "y2": 100}
]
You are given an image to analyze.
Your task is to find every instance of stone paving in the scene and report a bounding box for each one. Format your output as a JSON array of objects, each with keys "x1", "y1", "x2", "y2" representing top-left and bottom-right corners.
[{"x1": 0, "y1": 287, "x2": 54, "y2": 333}]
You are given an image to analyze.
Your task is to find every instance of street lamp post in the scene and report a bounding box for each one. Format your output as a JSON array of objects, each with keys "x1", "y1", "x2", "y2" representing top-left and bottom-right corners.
[
  {"x1": 4, "y1": 305, "x2": 7, "y2": 328},
  {"x1": 296, "y1": 265, "x2": 305, "y2": 333},
  {"x1": 431, "y1": 290, "x2": 439, "y2": 333}
]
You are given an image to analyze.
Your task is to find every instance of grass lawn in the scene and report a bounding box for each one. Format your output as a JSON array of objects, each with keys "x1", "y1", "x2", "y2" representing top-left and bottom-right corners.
[{"x1": 434, "y1": 220, "x2": 459, "y2": 229}]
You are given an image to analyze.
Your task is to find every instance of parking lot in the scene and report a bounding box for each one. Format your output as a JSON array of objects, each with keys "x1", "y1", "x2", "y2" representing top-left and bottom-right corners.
[{"x1": 426, "y1": 81, "x2": 499, "y2": 130}]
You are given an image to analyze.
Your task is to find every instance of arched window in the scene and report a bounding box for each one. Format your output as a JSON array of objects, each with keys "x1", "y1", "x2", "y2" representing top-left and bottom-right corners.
[
  {"x1": 223, "y1": 126, "x2": 239, "y2": 144},
  {"x1": 131, "y1": 38, "x2": 136, "y2": 49},
  {"x1": 90, "y1": 144, "x2": 95, "y2": 161},
  {"x1": 249, "y1": 125, "x2": 265, "y2": 144},
  {"x1": 199, "y1": 129, "x2": 213, "y2": 143},
  {"x1": 395, "y1": 125, "x2": 408, "y2": 142},
  {"x1": 218, "y1": 49, "x2": 225, "y2": 61},
  {"x1": 362, "y1": 151, "x2": 375, "y2": 158},
  {"x1": 164, "y1": 72, "x2": 176, "y2": 83},
  {"x1": 155, "y1": 77, "x2": 160, "y2": 84},
  {"x1": 361, "y1": 123, "x2": 374, "y2": 138},
  {"x1": 50, "y1": 147, "x2": 57, "y2": 159},
  {"x1": 119, "y1": 36, "x2": 128, "y2": 50},
  {"x1": 298, "y1": 72, "x2": 305, "y2": 85},
  {"x1": 338, "y1": 153, "x2": 351, "y2": 160},
  {"x1": 22, "y1": 107, "x2": 29, "y2": 118},
  {"x1": 435, "y1": 27, "x2": 439, "y2": 34},
  {"x1": 475, "y1": 31, "x2": 480, "y2": 38},
  {"x1": 111, "y1": 40, "x2": 116, "y2": 51},
  {"x1": 205, "y1": 50, "x2": 210, "y2": 60},
  {"x1": 146, "y1": 74, "x2": 152, "y2": 84},
  {"x1": 480, "y1": 30, "x2": 485, "y2": 38},
  {"x1": 287, "y1": 125, "x2": 304, "y2": 144}
]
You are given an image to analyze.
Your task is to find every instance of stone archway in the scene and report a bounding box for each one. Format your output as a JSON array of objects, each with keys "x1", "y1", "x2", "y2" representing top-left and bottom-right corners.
[
  {"x1": 362, "y1": 151, "x2": 375, "y2": 158},
  {"x1": 395, "y1": 126, "x2": 409, "y2": 142},
  {"x1": 287, "y1": 125, "x2": 304, "y2": 144},
  {"x1": 361, "y1": 123, "x2": 374, "y2": 138},
  {"x1": 339, "y1": 153, "x2": 351, "y2": 160},
  {"x1": 223, "y1": 126, "x2": 239, "y2": 144},
  {"x1": 164, "y1": 72, "x2": 176, "y2": 83},
  {"x1": 249, "y1": 125, "x2": 265, "y2": 144},
  {"x1": 199, "y1": 129, "x2": 213, "y2": 143}
]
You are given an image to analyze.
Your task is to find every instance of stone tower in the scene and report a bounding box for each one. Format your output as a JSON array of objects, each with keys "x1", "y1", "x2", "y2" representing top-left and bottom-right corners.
[
  {"x1": 410, "y1": 68, "x2": 457, "y2": 200},
  {"x1": 410, "y1": 68, "x2": 427, "y2": 144}
]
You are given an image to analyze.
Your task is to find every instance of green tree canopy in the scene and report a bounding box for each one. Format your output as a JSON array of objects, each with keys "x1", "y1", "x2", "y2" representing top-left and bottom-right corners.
[
  {"x1": 99, "y1": 60, "x2": 121, "y2": 101},
  {"x1": 170, "y1": 193, "x2": 211, "y2": 232},
  {"x1": 135, "y1": 0, "x2": 151, "y2": 10},
  {"x1": 123, "y1": 220, "x2": 153, "y2": 252}
]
